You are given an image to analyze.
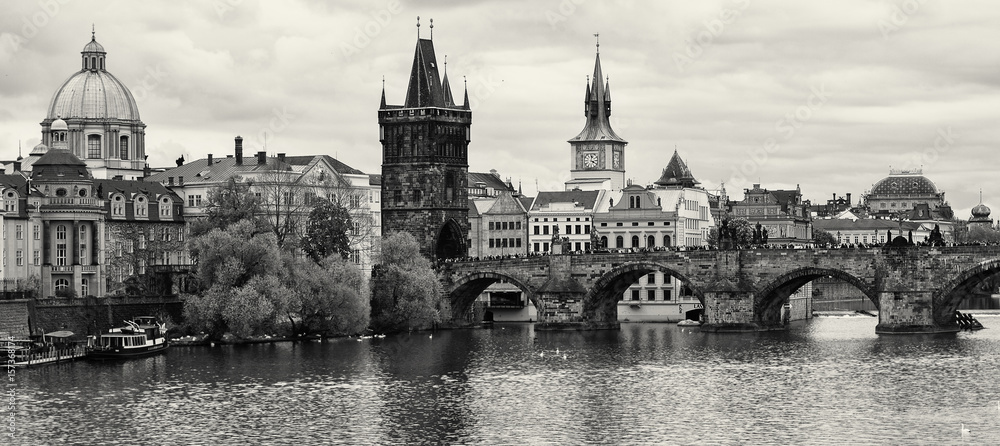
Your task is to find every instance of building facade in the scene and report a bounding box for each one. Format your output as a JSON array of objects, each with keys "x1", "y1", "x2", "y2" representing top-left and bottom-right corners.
[
  {"x1": 728, "y1": 184, "x2": 813, "y2": 245},
  {"x1": 378, "y1": 29, "x2": 471, "y2": 260}
]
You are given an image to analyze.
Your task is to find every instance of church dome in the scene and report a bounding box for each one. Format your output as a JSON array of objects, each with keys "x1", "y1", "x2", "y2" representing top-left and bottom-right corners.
[
  {"x1": 869, "y1": 172, "x2": 938, "y2": 196},
  {"x1": 46, "y1": 35, "x2": 140, "y2": 121},
  {"x1": 31, "y1": 142, "x2": 48, "y2": 155},
  {"x1": 50, "y1": 117, "x2": 68, "y2": 131},
  {"x1": 972, "y1": 203, "x2": 991, "y2": 218}
]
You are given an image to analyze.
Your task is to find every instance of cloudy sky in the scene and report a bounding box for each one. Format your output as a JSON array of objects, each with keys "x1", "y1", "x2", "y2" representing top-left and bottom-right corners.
[{"x1": 1, "y1": 0, "x2": 997, "y2": 218}]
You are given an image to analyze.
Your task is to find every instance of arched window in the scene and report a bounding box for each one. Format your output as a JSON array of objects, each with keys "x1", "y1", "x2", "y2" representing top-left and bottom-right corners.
[
  {"x1": 647, "y1": 235, "x2": 655, "y2": 248},
  {"x1": 663, "y1": 235, "x2": 671, "y2": 247},
  {"x1": 55, "y1": 279, "x2": 70, "y2": 291},
  {"x1": 160, "y1": 197, "x2": 172, "y2": 217},
  {"x1": 112, "y1": 195, "x2": 125, "y2": 216},
  {"x1": 90, "y1": 57, "x2": 96, "y2": 69},
  {"x1": 135, "y1": 195, "x2": 147, "y2": 217},
  {"x1": 600, "y1": 236, "x2": 608, "y2": 248},
  {"x1": 119, "y1": 136, "x2": 129, "y2": 160},
  {"x1": 87, "y1": 135, "x2": 101, "y2": 159},
  {"x1": 615, "y1": 236, "x2": 623, "y2": 248},
  {"x1": 631, "y1": 235, "x2": 640, "y2": 248}
]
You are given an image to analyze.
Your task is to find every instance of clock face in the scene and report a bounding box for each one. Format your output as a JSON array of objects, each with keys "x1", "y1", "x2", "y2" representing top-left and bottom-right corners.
[
  {"x1": 613, "y1": 151, "x2": 621, "y2": 169},
  {"x1": 584, "y1": 153, "x2": 598, "y2": 168}
]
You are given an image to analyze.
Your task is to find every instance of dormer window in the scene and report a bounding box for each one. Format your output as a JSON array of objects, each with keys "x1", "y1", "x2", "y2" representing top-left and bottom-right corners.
[
  {"x1": 55, "y1": 188, "x2": 67, "y2": 197},
  {"x1": 160, "y1": 197, "x2": 172, "y2": 217},
  {"x1": 112, "y1": 195, "x2": 125, "y2": 216},
  {"x1": 135, "y1": 195, "x2": 148, "y2": 217}
]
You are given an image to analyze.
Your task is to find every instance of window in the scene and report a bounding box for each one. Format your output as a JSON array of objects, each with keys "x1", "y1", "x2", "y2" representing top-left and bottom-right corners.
[
  {"x1": 600, "y1": 236, "x2": 608, "y2": 248},
  {"x1": 615, "y1": 236, "x2": 623, "y2": 248},
  {"x1": 33, "y1": 225, "x2": 39, "y2": 240},
  {"x1": 543, "y1": 242, "x2": 549, "y2": 252},
  {"x1": 81, "y1": 278, "x2": 89, "y2": 297},
  {"x1": 575, "y1": 225, "x2": 581, "y2": 234},
  {"x1": 533, "y1": 242, "x2": 539, "y2": 252},
  {"x1": 119, "y1": 136, "x2": 129, "y2": 160},
  {"x1": 631, "y1": 235, "x2": 639, "y2": 248},
  {"x1": 533, "y1": 226, "x2": 539, "y2": 235},
  {"x1": 87, "y1": 135, "x2": 101, "y2": 159},
  {"x1": 647, "y1": 235, "x2": 655, "y2": 248},
  {"x1": 566, "y1": 225, "x2": 572, "y2": 235},
  {"x1": 15, "y1": 225, "x2": 22, "y2": 240},
  {"x1": 112, "y1": 195, "x2": 125, "y2": 216},
  {"x1": 55, "y1": 278, "x2": 70, "y2": 292},
  {"x1": 160, "y1": 198, "x2": 172, "y2": 217},
  {"x1": 56, "y1": 225, "x2": 66, "y2": 240},
  {"x1": 647, "y1": 290, "x2": 656, "y2": 301},
  {"x1": 647, "y1": 273, "x2": 656, "y2": 284},
  {"x1": 489, "y1": 239, "x2": 495, "y2": 248},
  {"x1": 489, "y1": 222, "x2": 495, "y2": 230},
  {"x1": 33, "y1": 250, "x2": 39, "y2": 266},
  {"x1": 16, "y1": 250, "x2": 22, "y2": 266},
  {"x1": 135, "y1": 196, "x2": 147, "y2": 217},
  {"x1": 663, "y1": 235, "x2": 671, "y2": 247},
  {"x1": 188, "y1": 194, "x2": 202, "y2": 207},
  {"x1": 631, "y1": 289, "x2": 640, "y2": 301},
  {"x1": 543, "y1": 226, "x2": 549, "y2": 235},
  {"x1": 79, "y1": 226, "x2": 87, "y2": 262}
]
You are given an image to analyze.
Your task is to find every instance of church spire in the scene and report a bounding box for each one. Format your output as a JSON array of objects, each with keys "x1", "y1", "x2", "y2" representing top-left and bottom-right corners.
[
  {"x1": 442, "y1": 55, "x2": 455, "y2": 106},
  {"x1": 570, "y1": 39, "x2": 624, "y2": 143},
  {"x1": 462, "y1": 76, "x2": 470, "y2": 110},
  {"x1": 380, "y1": 76, "x2": 387, "y2": 109}
]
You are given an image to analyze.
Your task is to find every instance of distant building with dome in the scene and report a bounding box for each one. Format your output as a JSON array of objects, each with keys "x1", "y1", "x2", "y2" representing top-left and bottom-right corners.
[
  {"x1": 969, "y1": 200, "x2": 993, "y2": 230},
  {"x1": 861, "y1": 168, "x2": 955, "y2": 242},
  {"x1": 20, "y1": 31, "x2": 147, "y2": 180}
]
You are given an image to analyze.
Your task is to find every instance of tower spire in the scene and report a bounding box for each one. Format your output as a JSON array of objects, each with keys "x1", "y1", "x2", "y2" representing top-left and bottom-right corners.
[
  {"x1": 92, "y1": 24, "x2": 95, "y2": 41},
  {"x1": 462, "y1": 76, "x2": 470, "y2": 110},
  {"x1": 416, "y1": 16, "x2": 420, "y2": 39},
  {"x1": 380, "y1": 76, "x2": 386, "y2": 108},
  {"x1": 430, "y1": 18, "x2": 434, "y2": 40}
]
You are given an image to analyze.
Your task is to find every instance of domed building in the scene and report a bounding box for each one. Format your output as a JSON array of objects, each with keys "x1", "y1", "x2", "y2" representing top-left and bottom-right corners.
[
  {"x1": 969, "y1": 201, "x2": 993, "y2": 230},
  {"x1": 30, "y1": 31, "x2": 147, "y2": 180},
  {"x1": 863, "y1": 168, "x2": 955, "y2": 243}
]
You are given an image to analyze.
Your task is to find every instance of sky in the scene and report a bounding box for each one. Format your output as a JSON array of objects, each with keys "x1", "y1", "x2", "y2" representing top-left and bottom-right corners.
[{"x1": 0, "y1": 0, "x2": 998, "y2": 219}]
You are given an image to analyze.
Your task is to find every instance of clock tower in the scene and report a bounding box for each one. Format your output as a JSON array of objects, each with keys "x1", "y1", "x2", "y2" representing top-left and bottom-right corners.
[{"x1": 565, "y1": 39, "x2": 627, "y2": 191}]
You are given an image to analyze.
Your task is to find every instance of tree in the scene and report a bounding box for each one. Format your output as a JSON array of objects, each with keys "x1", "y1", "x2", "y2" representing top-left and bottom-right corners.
[
  {"x1": 370, "y1": 232, "x2": 442, "y2": 333},
  {"x1": 812, "y1": 228, "x2": 837, "y2": 246},
  {"x1": 183, "y1": 220, "x2": 289, "y2": 339},
  {"x1": 301, "y1": 200, "x2": 352, "y2": 263},
  {"x1": 962, "y1": 225, "x2": 1000, "y2": 244},
  {"x1": 707, "y1": 217, "x2": 755, "y2": 249},
  {"x1": 282, "y1": 254, "x2": 369, "y2": 335},
  {"x1": 191, "y1": 176, "x2": 264, "y2": 238}
]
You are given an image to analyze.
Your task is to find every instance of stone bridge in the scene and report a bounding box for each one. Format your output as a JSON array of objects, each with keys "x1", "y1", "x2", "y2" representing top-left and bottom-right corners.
[{"x1": 438, "y1": 246, "x2": 1000, "y2": 334}]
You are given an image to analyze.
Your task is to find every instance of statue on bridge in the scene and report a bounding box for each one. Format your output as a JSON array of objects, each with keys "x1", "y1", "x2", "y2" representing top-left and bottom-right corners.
[{"x1": 927, "y1": 224, "x2": 946, "y2": 247}]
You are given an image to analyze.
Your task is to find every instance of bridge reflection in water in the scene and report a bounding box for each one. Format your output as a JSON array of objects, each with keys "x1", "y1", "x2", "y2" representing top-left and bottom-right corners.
[{"x1": 441, "y1": 246, "x2": 1000, "y2": 334}]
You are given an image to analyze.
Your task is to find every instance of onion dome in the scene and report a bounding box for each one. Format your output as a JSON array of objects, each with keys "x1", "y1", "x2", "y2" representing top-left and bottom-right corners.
[
  {"x1": 46, "y1": 32, "x2": 140, "y2": 121},
  {"x1": 971, "y1": 203, "x2": 991, "y2": 219},
  {"x1": 30, "y1": 148, "x2": 93, "y2": 181}
]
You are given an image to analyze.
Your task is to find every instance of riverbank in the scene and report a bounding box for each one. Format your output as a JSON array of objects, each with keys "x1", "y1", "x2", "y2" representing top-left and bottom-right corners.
[{"x1": 170, "y1": 333, "x2": 325, "y2": 346}]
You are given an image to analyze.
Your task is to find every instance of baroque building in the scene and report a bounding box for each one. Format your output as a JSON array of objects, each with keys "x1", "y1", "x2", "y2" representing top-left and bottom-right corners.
[
  {"x1": 26, "y1": 31, "x2": 147, "y2": 180},
  {"x1": 728, "y1": 183, "x2": 813, "y2": 244},
  {"x1": 379, "y1": 25, "x2": 471, "y2": 260}
]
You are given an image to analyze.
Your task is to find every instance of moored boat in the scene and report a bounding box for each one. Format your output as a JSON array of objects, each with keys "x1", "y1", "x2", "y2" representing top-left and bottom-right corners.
[
  {"x1": 88, "y1": 316, "x2": 169, "y2": 359},
  {"x1": 3, "y1": 331, "x2": 89, "y2": 367},
  {"x1": 677, "y1": 319, "x2": 701, "y2": 327}
]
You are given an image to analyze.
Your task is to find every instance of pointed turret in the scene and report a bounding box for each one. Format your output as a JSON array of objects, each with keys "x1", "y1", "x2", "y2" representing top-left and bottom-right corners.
[
  {"x1": 442, "y1": 57, "x2": 455, "y2": 107},
  {"x1": 462, "y1": 77, "x2": 471, "y2": 110},
  {"x1": 569, "y1": 49, "x2": 624, "y2": 143},
  {"x1": 380, "y1": 81, "x2": 387, "y2": 109},
  {"x1": 654, "y1": 149, "x2": 700, "y2": 188}
]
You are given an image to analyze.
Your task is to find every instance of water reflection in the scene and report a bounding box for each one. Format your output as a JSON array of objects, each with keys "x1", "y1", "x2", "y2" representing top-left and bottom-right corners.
[{"x1": 12, "y1": 317, "x2": 1000, "y2": 445}]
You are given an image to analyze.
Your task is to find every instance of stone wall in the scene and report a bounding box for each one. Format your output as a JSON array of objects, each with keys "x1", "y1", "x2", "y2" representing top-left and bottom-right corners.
[
  {"x1": 32, "y1": 296, "x2": 184, "y2": 336},
  {"x1": 0, "y1": 300, "x2": 33, "y2": 337}
]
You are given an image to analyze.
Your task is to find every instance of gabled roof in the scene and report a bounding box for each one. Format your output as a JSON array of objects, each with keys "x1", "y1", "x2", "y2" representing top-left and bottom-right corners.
[
  {"x1": 484, "y1": 192, "x2": 527, "y2": 215},
  {"x1": 531, "y1": 190, "x2": 601, "y2": 211},
  {"x1": 468, "y1": 172, "x2": 510, "y2": 191},
  {"x1": 654, "y1": 150, "x2": 699, "y2": 187},
  {"x1": 149, "y1": 154, "x2": 365, "y2": 186}
]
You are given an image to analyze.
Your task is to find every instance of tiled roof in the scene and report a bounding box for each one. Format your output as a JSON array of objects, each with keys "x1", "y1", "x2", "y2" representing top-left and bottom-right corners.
[
  {"x1": 531, "y1": 190, "x2": 601, "y2": 211},
  {"x1": 654, "y1": 150, "x2": 699, "y2": 187},
  {"x1": 468, "y1": 172, "x2": 510, "y2": 191}
]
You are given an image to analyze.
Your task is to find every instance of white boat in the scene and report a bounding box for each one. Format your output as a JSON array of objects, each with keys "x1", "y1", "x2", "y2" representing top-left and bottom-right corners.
[
  {"x1": 89, "y1": 316, "x2": 169, "y2": 359},
  {"x1": 676, "y1": 319, "x2": 701, "y2": 327}
]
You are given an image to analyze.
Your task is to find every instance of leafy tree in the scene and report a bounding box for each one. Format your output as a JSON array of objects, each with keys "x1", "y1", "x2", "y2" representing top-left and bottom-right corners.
[
  {"x1": 191, "y1": 176, "x2": 264, "y2": 238},
  {"x1": 182, "y1": 220, "x2": 289, "y2": 339},
  {"x1": 301, "y1": 200, "x2": 352, "y2": 263},
  {"x1": 370, "y1": 232, "x2": 442, "y2": 333},
  {"x1": 282, "y1": 254, "x2": 369, "y2": 335},
  {"x1": 962, "y1": 225, "x2": 1000, "y2": 244},
  {"x1": 813, "y1": 228, "x2": 838, "y2": 246},
  {"x1": 707, "y1": 217, "x2": 755, "y2": 249}
]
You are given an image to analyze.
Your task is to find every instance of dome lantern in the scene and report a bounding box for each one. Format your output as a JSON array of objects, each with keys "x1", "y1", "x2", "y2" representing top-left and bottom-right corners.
[{"x1": 81, "y1": 26, "x2": 106, "y2": 71}]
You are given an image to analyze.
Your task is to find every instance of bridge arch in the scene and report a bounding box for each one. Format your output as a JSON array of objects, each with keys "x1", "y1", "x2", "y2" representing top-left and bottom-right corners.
[
  {"x1": 755, "y1": 267, "x2": 878, "y2": 326},
  {"x1": 585, "y1": 261, "x2": 706, "y2": 324},
  {"x1": 934, "y1": 257, "x2": 1000, "y2": 325},
  {"x1": 447, "y1": 271, "x2": 537, "y2": 322}
]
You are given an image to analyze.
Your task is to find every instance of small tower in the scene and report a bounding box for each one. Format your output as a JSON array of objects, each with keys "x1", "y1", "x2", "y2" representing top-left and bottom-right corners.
[
  {"x1": 566, "y1": 35, "x2": 627, "y2": 191},
  {"x1": 379, "y1": 18, "x2": 472, "y2": 260}
]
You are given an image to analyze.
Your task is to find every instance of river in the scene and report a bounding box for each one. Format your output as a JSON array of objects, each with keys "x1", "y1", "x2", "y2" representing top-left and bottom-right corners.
[{"x1": 9, "y1": 316, "x2": 1000, "y2": 445}]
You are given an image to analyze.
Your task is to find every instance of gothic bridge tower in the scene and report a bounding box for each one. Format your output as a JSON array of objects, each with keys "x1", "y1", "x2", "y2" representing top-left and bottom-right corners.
[{"x1": 379, "y1": 19, "x2": 471, "y2": 260}]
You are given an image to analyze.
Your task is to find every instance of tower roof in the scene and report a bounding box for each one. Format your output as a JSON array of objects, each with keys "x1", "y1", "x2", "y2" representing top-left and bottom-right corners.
[
  {"x1": 404, "y1": 39, "x2": 445, "y2": 108},
  {"x1": 654, "y1": 149, "x2": 699, "y2": 187},
  {"x1": 569, "y1": 50, "x2": 625, "y2": 143},
  {"x1": 48, "y1": 33, "x2": 141, "y2": 121},
  {"x1": 30, "y1": 148, "x2": 92, "y2": 181}
]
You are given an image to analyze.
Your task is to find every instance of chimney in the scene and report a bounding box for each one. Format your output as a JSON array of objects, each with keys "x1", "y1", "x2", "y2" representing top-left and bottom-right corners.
[
  {"x1": 235, "y1": 136, "x2": 244, "y2": 165},
  {"x1": 846, "y1": 193, "x2": 852, "y2": 205},
  {"x1": 168, "y1": 177, "x2": 174, "y2": 186},
  {"x1": 13, "y1": 161, "x2": 21, "y2": 172},
  {"x1": 257, "y1": 151, "x2": 266, "y2": 165},
  {"x1": 832, "y1": 193, "x2": 836, "y2": 200},
  {"x1": 277, "y1": 153, "x2": 285, "y2": 164},
  {"x1": 207, "y1": 153, "x2": 213, "y2": 166},
  {"x1": 178, "y1": 176, "x2": 184, "y2": 186}
]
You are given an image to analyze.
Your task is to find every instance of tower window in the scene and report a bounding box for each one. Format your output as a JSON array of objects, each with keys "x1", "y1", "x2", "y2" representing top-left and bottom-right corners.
[{"x1": 87, "y1": 135, "x2": 101, "y2": 159}]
